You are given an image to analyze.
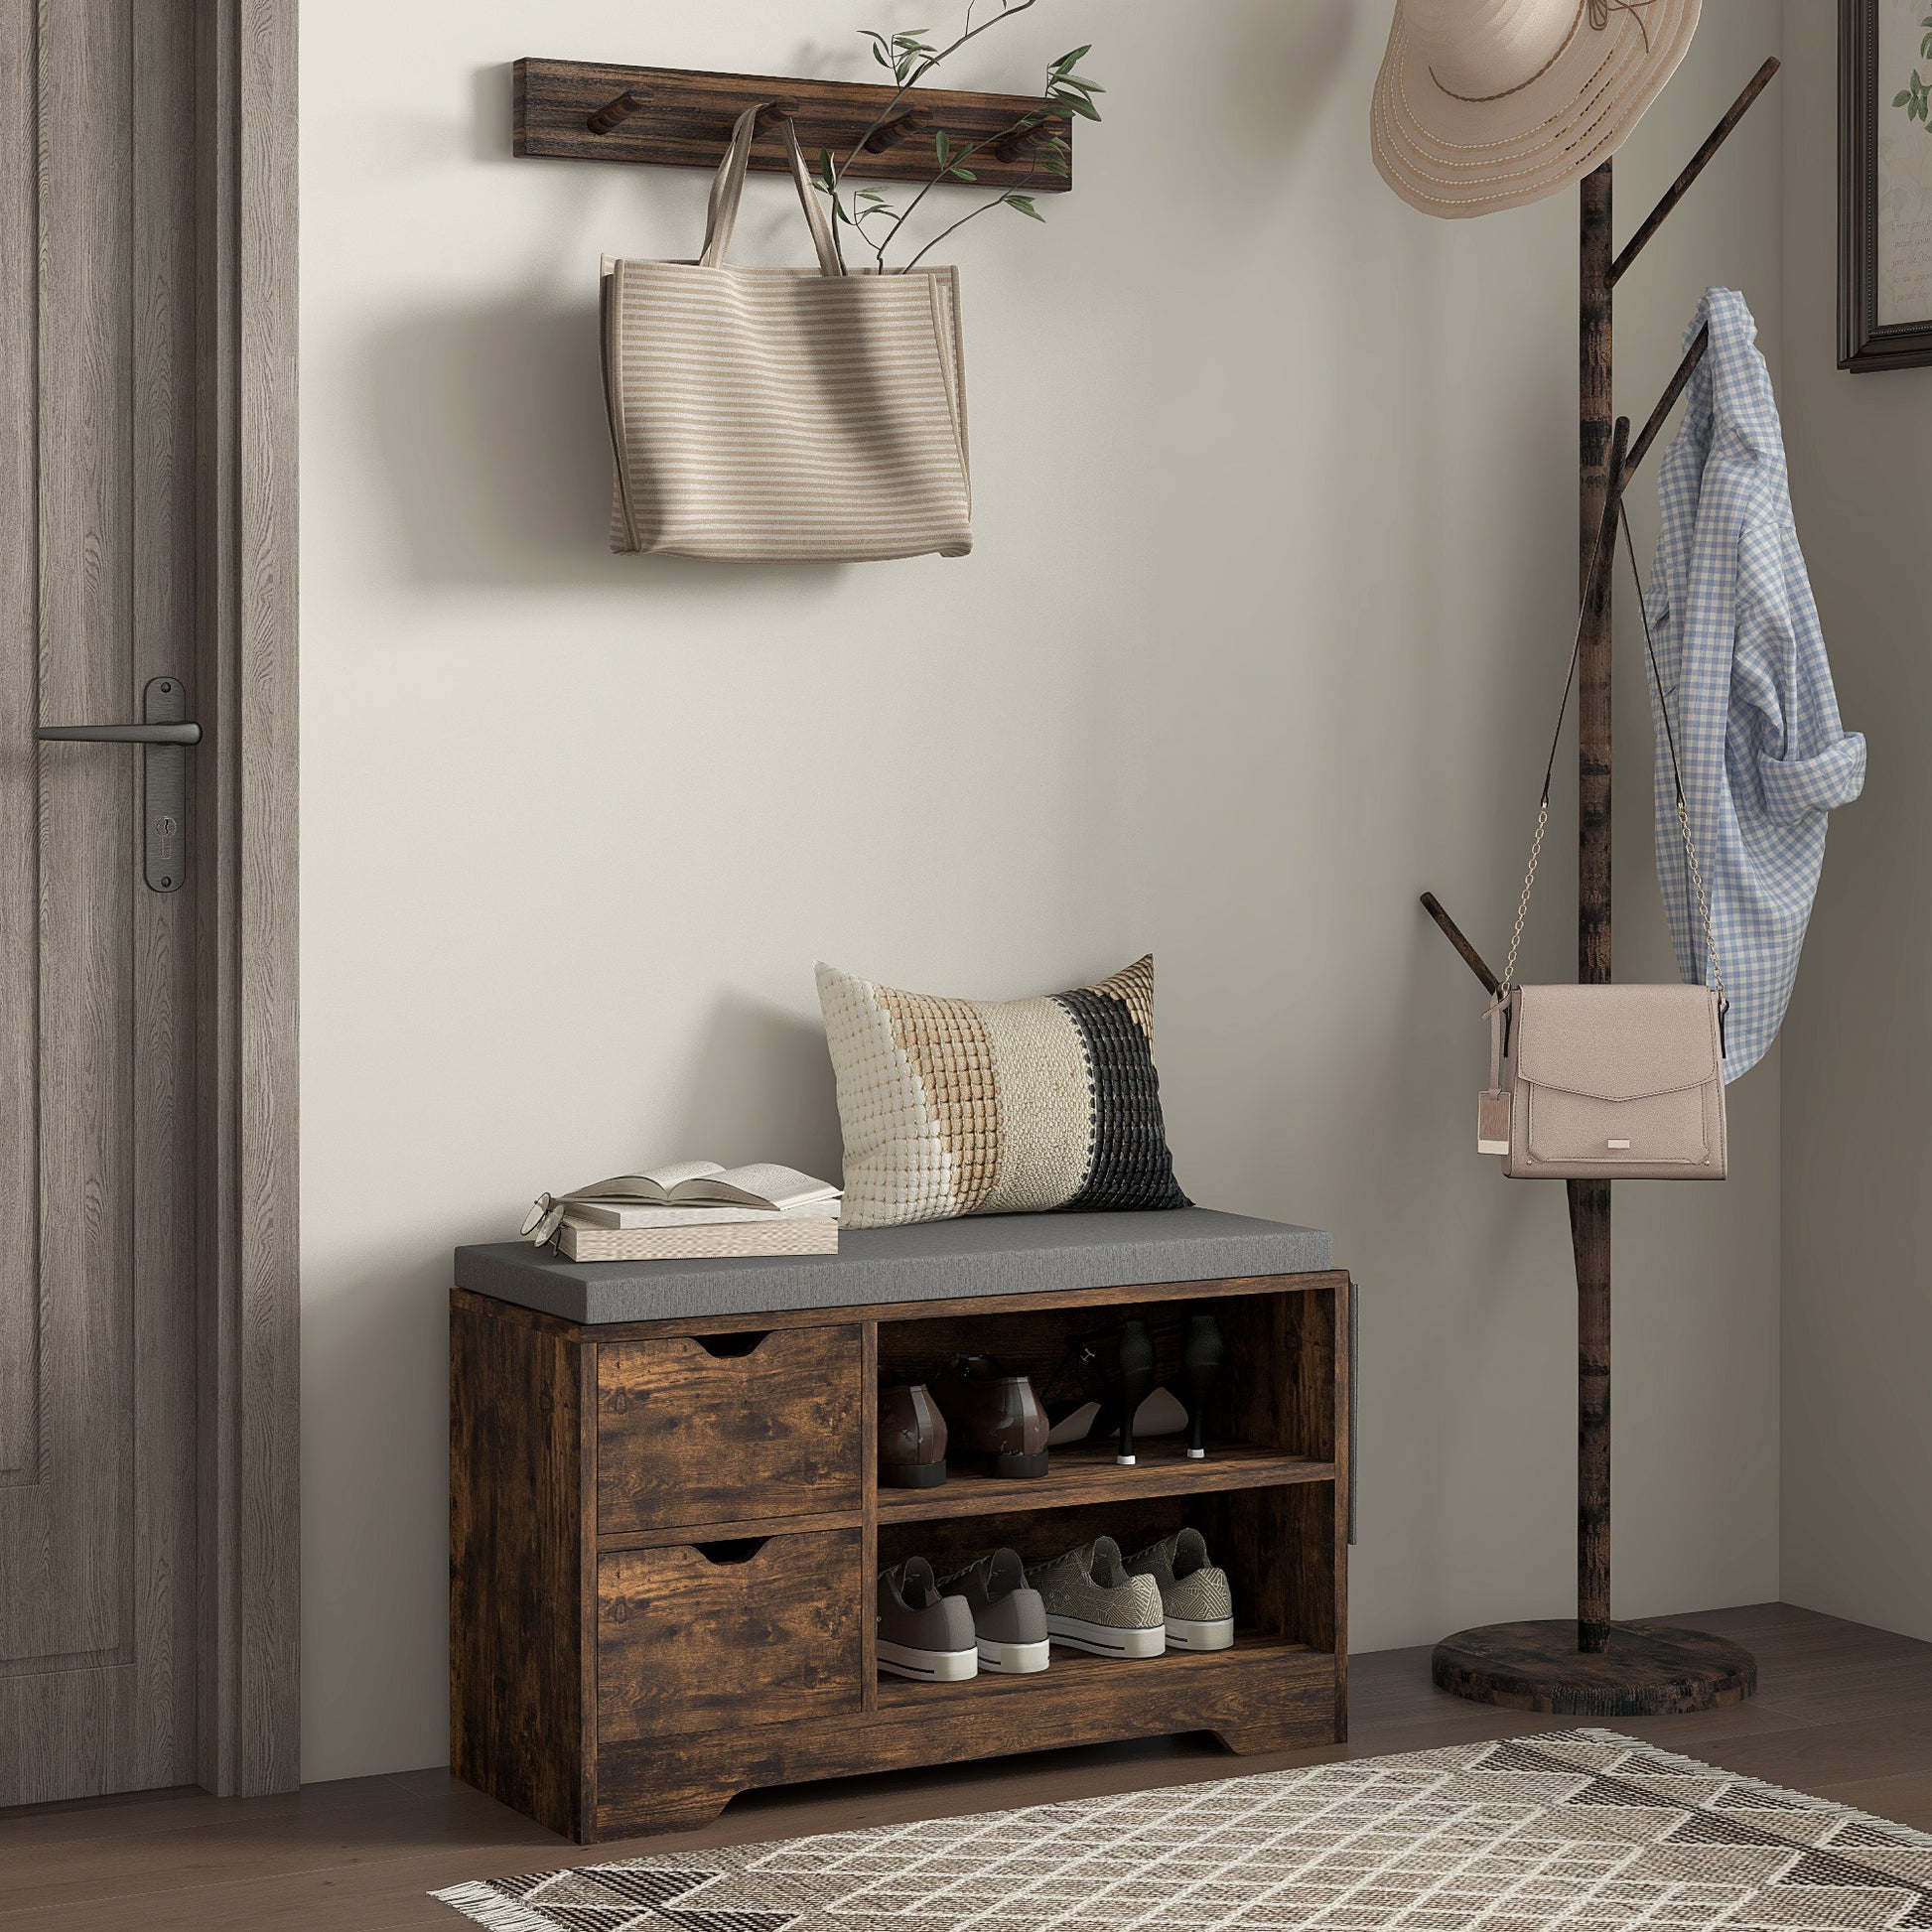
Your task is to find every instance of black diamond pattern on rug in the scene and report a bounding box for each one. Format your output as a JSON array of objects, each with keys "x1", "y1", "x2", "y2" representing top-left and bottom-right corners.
[
  {"x1": 581, "y1": 1870, "x2": 719, "y2": 1909},
  {"x1": 1562, "y1": 1771, "x2": 1687, "y2": 1809},
  {"x1": 658, "y1": 1914, "x2": 797, "y2": 1930},
  {"x1": 1475, "y1": 1739, "x2": 1598, "y2": 1779},
  {"x1": 430, "y1": 1730, "x2": 1932, "y2": 1932},
  {"x1": 1669, "y1": 1807, "x2": 1802, "y2": 1850}
]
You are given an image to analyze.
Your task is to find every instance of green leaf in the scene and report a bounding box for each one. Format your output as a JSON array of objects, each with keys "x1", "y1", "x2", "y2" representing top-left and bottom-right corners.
[
  {"x1": 1057, "y1": 73, "x2": 1105, "y2": 93},
  {"x1": 1899, "y1": 90, "x2": 1914, "y2": 106},
  {"x1": 951, "y1": 166, "x2": 977, "y2": 180},
  {"x1": 1051, "y1": 45, "x2": 1093, "y2": 69},
  {"x1": 935, "y1": 127, "x2": 951, "y2": 166},
  {"x1": 1006, "y1": 193, "x2": 1044, "y2": 220},
  {"x1": 1055, "y1": 92, "x2": 1102, "y2": 121}
]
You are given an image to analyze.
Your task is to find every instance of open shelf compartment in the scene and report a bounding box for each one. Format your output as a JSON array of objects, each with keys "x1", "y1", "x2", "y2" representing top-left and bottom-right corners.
[{"x1": 870, "y1": 1276, "x2": 1347, "y2": 1705}]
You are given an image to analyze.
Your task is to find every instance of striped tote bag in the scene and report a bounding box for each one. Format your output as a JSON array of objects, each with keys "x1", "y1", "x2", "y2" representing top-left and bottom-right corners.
[{"x1": 601, "y1": 103, "x2": 972, "y2": 563}]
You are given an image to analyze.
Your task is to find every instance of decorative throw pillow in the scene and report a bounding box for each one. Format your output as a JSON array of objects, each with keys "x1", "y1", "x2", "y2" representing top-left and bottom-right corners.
[{"x1": 815, "y1": 955, "x2": 1190, "y2": 1230}]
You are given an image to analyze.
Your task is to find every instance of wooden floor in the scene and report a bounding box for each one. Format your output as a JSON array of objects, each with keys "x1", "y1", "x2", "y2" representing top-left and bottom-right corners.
[{"x1": 2, "y1": 1603, "x2": 1928, "y2": 1929}]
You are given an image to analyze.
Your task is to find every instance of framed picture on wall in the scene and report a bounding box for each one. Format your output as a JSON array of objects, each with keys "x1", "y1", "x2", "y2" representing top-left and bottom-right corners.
[{"x1": 1843, "y1": 0, "x2": 1932, "y2": 369}]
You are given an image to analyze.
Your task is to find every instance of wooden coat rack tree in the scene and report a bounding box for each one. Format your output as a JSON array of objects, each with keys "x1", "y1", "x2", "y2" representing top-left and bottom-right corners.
[{"x1": 1420, "y1": 54, "x2": 1780, "y2": 1716}]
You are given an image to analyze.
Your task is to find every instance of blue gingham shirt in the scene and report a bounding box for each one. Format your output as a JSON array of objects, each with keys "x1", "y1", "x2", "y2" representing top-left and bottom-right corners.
[{"x1": 1647, "y1": 289, "x2": 1865, "y2": 1081}]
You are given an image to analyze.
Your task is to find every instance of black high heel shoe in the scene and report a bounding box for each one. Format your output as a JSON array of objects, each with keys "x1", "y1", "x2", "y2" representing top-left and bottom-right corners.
[
  {"x1": 1112, "y1": 1318, "x2": 1156, "y2": 1466},
  {"x1": 1180, "y1": 1313, "x2": 1224, "y2": 1459}
]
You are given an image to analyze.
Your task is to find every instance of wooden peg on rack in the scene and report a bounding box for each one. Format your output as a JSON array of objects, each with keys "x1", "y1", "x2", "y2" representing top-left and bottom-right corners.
[
  {"x1": 514, "y1": 60, "x2": 1075, "y2": 190},
  {"x1": 862, "y1": 108, "x2": 927, "y2": 153},
  {"x1": 586, "y1": 89, "x2": 648, "y2": 134},
  {"x1": 1420, "y1": 893, "x2": 1501, "y2": 997},
  {"x1": 1609, "y1": 57, "x2": 1780, "y2": 286},
  {"x1": 1623, "y1": 323, "x2": 1709, "y2": 481},
  {"x1": 992, "y1": 114, "x2": 1063, "y2": 163}
]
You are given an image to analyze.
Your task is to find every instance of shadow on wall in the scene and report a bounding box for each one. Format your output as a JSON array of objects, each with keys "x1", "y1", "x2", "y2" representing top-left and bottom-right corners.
[
  {"x1": 662, "y1": 991, "x2": 845, "y2": 1182},
  {"x1": 368, "y1": 296, "x2": 614, "y2": 584},
  {"x1": 364, "y1": 293, "x2": 855, "y2": 600}
]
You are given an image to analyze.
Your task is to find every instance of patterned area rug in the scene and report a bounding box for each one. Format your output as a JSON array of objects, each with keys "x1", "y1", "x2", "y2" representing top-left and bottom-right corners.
[{"x1": 434, "y1": 1728, "x2": 1932, "y2": 1930}]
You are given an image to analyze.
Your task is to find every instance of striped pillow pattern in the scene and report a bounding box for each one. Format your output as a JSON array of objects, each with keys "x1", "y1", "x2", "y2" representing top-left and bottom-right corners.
[
  {"x1": 816, "y1": 956, "x2": 1190, "y2": 1230},
  {"x1": 601, "y1": 259, "x2": 972, "y2": 564}
]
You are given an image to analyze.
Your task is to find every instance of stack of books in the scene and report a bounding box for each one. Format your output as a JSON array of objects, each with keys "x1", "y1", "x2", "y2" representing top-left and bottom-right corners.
[{"x1": 523, "y1": 1160, "x2": 842, "y2": 1262}]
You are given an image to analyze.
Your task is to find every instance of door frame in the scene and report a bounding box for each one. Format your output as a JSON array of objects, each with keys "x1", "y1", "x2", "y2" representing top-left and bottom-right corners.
[{"x1": 192, "y1": 0, "x2": 300, "y2": 1797}]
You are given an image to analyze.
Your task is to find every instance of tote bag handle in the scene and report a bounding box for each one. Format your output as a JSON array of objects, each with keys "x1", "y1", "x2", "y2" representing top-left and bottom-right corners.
[{"x1": 699, "y1": 103, "x2": 844, "y2": 278}]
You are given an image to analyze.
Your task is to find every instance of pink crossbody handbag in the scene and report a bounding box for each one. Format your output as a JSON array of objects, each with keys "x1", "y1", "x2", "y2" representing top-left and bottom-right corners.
[{"x1": 1478, "y1": 515, "x2": 1728, "y2": 1181}]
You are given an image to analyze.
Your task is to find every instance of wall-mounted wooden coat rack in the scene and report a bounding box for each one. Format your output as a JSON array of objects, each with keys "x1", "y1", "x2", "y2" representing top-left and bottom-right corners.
[
  {"x1": 513, "y1": 58, "x2": 1074, "y2": 192},
  {"x1": 1420, "y1": 55, "x2": 1781, "y2": 1718}
]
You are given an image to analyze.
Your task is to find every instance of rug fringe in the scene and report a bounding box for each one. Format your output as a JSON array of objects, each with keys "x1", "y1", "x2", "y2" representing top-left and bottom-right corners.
[{"x1": 430, "y1": 1879, "x2": 563, "y2": 1930}]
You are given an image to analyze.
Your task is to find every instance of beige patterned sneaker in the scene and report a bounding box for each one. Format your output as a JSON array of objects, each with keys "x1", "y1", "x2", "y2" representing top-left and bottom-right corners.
[
  {"x1": 1123, "y1": 1528, "x2": 1235, "y2": 1651},
  {"x1": 1024, "y1": 1536, "x2": 1165, "y2": 1659}
]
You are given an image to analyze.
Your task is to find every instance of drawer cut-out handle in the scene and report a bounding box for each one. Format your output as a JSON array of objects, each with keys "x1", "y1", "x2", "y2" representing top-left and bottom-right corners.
[
  {"x1": 692, "y1": 1537, "x2": 769, "y2": 1565},
  {"x1": 691, "y1": 1330, "x2": 772, "y2": 1359}
]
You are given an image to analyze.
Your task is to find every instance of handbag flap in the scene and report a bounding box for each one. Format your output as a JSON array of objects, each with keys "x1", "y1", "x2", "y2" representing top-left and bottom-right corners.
[{"x1": 1514, "y1": 983, "x2": 1720, "y2": 1101}]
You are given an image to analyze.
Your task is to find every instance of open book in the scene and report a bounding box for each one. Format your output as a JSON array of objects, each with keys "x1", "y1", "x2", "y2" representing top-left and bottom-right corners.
[{"x1": 523, "y1": 1161, "x2": 841, "y2": 1245}]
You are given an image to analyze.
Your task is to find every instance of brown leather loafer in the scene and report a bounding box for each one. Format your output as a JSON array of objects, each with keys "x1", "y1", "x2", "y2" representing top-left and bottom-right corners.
[
  {"x1": 879, "y1": 1383, "x2": 947, "y2": 1489},
  {"x1": 933, "y1": 1356, "x2": 1049, "y2": 1479}
]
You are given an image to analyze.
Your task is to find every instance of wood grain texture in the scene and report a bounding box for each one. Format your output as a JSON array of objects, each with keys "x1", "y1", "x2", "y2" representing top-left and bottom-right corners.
[
  {"x1": 1433, "y1": 1618, "x2": 1757, "y2": 1716},
  {"x1": 193, "y1": 0, "x2": 301, "y2": 1799},
  {"x1": 1573, "y1": 158, "x2": 1615, "y2": 1662},
  {"x1": 596, "y1": 1328, "x2": 863, "y2": 1533},
  {"x1": 513, "y1": 57, "x2": 1073, "y2": 192},
  {"x1": 454, "y1": 1273, "x2": 1348, "y2": 1842},
  {"x1": 597, "y1": 1534, "x2": 865, "y2": 1744},
  {"x1": 0, "y1": 0, "x2": 36, "y2": 1498},
  {"x1": 450, "y1": 1299, "x2": 592, "y2": 1841},
  {"x1": 0, "y1": 1604, "x2": 1916, "y2": 1931},
  {"x1": 860, "y1": 1319, "x2": 879, "y2": 1712},
  {"x1": 0, "y1": 0, "x2": 201, "y2": 1810},
  {"x1": 130, "y1": 0, "x2": 204, "y2": 1799},
  {"x1": 876, "y1": 1442, "x2": 1335, "y2": 1525},
  {"x1": 595, "y1": 1646, "x2": 1336, "y2": 1839}
]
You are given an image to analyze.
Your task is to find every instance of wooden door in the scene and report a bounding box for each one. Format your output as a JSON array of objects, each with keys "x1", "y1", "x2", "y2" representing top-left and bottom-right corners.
[{"x1": 0, "y1": 0, "x2": 202, "y2": 1806}]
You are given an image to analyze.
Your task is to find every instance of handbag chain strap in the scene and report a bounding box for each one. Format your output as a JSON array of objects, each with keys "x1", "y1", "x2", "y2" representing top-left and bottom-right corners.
[{"x1": 1498, "y1": 503, "x2": 1725, "y2": 1011}]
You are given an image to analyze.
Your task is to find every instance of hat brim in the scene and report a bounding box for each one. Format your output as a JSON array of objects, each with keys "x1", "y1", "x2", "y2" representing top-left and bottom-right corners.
[{"x1": 1372, "y1": 0, "x2": 1702, "y2": 218}]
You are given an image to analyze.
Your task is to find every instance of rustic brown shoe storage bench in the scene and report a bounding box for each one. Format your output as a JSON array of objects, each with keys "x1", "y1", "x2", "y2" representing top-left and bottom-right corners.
[{"x1": 450, "y1": 1210, "x2": 1350, "y2": 1843}]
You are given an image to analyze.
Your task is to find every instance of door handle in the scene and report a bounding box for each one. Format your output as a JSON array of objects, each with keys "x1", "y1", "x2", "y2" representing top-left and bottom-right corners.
[
  {"x1": 38, "y1": 723, "x2": 202, "y2": 746},
  {"x1": 36, "y1": 676, "x2": 200, "y2": 893}
]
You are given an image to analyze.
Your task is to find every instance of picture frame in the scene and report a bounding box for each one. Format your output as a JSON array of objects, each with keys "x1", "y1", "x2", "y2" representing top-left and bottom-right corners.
[{"x1": 1842, "y1": 0, "x2": 1932, "y2": 370}]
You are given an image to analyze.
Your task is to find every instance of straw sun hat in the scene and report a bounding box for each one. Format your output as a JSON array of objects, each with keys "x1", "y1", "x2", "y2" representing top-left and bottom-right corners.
[{"x1": 1372, "y1": 0, "x2": 1701, "y2": 217}]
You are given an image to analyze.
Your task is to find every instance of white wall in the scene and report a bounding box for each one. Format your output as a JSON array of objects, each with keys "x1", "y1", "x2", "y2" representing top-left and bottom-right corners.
[
  {"x1": 300, "y1": 0, "x2": 1787, "y2": 1781},
  {"x1": 1777, "y1": 3, "x2": 1932, "y2": 1642}
]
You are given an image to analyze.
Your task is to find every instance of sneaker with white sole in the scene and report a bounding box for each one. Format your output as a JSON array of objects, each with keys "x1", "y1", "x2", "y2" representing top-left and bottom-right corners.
[
  {"x1": 1123, "y1": 1527, "x2": 1235, "y2": 1651},
  {"x1": 938, "y1": 1547, "x2": 1050, "y2": 1674},
  {"x1": 1025, "y1": 1536, "x2": 1165, "y2": 1659},
  {"x1": 877, "y1": 1557, "x2": 978, "y2": 1682}
]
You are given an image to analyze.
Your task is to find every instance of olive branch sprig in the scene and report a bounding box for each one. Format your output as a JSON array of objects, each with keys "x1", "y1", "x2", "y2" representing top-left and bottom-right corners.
[{"x1": 812, "y1": 4, "x2": 1101, "y2": 274}]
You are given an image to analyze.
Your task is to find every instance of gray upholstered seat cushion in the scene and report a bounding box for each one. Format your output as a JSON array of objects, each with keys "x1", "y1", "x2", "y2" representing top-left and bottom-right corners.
[{"x1": 454, "y1": 1207, "x2": 1331, "y2": 1325}]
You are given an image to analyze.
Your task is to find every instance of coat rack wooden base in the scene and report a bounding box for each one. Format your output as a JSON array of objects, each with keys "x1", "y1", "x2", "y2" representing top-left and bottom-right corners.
[
  {"x1": 1433, "y1": 1620, "x2": 1756, "y2": 1717},
  {"x1": 1421, "y1": 55, "x2": 1780, "y2": 1718}
]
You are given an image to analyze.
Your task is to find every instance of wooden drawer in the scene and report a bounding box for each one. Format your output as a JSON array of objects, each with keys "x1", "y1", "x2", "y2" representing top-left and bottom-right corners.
[
  {"x1": 596, "y1": 1325, "x2": 863, "y2": 1533},
  {"x1": 597, "y1": 1532, "x2": 863, "y2": 1743}
]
